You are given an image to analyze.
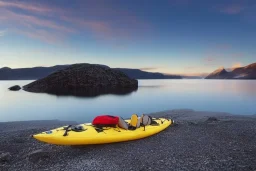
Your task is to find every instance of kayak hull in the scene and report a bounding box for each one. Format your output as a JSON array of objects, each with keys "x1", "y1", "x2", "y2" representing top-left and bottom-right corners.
[{"x1": 33, "y1": 118, "x2": 173, "y2": 145}]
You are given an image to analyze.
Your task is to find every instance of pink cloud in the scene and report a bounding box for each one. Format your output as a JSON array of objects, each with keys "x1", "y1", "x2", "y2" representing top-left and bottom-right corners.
[
  {"x1": 218, "y1": 3, "x2": 246, "y2": 15},
  {"x1": 213, "y1": 1, "x2": 256, "y2": 24},
  {"x1": 1, "y1": 9, "x2": 75, "y2": 33},
  {"x1": 0, "y1": 0, "x2": 148, "y2": 44},
  {"x1": 0, "y1": 9, "x2": 73, "y2": 44},
  {"x1": 61, "y1": 15, "x2": 147, "y2": 41},
  {"x1": 61, "y1": 16, "x2": 114, "y2": 39},
  {"x1": 231, "y1": 62, "x2": 242, "y2": 69},
  {"x1": 0, "y1": 0, "x2": 54, "y2": 13}
]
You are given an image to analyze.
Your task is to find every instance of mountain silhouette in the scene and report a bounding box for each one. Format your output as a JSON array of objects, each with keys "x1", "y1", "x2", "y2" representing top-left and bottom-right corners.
[
  {"x1": 0, "y1": 64, "x2": 182, "y2": 80},
  {"x1": 205, "y1": 63, "x2": 256, "y2": 79}
]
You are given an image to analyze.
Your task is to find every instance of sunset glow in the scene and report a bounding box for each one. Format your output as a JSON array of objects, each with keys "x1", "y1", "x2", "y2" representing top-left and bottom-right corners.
[{"x1": 0, "y1": 0, "x2": 255, "y2": 76}]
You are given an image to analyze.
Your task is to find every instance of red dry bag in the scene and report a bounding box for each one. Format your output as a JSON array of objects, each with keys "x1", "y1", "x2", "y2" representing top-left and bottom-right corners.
[{"x1": 92, "y1": 115, "x2": 119, "y2": 127}]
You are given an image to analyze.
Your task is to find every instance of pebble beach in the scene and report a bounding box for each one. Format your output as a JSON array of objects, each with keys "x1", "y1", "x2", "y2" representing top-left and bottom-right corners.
[{"x1": 0, "y1": 109, "x2": 256, "y2": 171}]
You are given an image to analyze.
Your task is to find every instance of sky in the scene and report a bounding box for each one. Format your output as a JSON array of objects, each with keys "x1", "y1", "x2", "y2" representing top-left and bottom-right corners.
[{"x1": 0, "y1": 0, "x2": 255, "y2": 76}]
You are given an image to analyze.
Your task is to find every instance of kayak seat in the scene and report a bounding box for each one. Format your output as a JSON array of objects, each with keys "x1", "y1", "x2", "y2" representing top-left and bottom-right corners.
[
  {"x1": 140, "y1": 114, "x2": 151, "y2": 126},
  {"x1": 140, "y1": 114, "x2": 160, "y2": 130},
  {"x1": 128, "y1": 114, "x2": 140, "y2": 130},
  {"x1": 117, "y1": 114, "x2": 158, "y2": 131},
  {"x1": 118, "y1": 116, "x2": 128, "y2": 130}
]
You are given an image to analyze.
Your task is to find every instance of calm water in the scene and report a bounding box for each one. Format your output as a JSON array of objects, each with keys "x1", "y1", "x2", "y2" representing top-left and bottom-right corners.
[{"x1": 0, "y1": 80, "x2": 256, "y2": 122}]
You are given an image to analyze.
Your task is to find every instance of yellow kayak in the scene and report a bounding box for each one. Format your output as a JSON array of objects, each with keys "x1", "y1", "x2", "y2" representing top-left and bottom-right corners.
[{"x1": 32, "y1": 117, "x2": 173, "y2": 146}]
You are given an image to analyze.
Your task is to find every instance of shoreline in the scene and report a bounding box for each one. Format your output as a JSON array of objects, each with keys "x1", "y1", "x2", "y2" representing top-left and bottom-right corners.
[
  {"x1": 1, "y1": 108, "x2": 256, "y2": 124},
  {"x1": 1, "y1": 109, "x2": 256, "y2": 171}
]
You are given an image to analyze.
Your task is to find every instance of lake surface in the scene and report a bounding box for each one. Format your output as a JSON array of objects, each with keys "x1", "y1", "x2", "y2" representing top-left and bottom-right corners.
[{"x1": 0, "y1": 80, "x2": 256, "y2": 122}]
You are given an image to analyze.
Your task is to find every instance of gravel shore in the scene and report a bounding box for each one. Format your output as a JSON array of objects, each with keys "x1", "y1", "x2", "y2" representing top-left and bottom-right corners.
[{"x1": 1, "y1": 109, "x2": 256, "y2": 171}]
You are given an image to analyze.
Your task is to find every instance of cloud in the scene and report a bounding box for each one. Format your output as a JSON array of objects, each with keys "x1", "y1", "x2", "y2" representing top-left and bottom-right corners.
[
  {"x1": 219, "y1": 4, "x2": 245, "y2": 14},
  {"x1": 0, "y1": 9, "x2": 72, "y2": 44},
  {"x1": 60, "y1": 16, "x2": 115, "y2": 40},
  {"x1": 231, "y1": 62, "x2": 242, "y2": 69},
  {"x1": 2, "y1": 9, "x2": 75, "y2": 33},
  {"x1": 213, "y1": 1, "x2": 256, "y2": 24},
  {"x1": 0, "y1": 0, "x2": 149, "y2": 44},
  {"x1": 0, "y1": 0, "x2": 59, "y2": 13},
  {"x1": 225, "y1": 62, "x2": 243, "y2": 71}
]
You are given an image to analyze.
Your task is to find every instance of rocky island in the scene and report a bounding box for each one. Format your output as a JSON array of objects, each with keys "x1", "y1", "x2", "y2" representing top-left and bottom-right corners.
[
  {"x1": 23, "y1": 63, "x2": 138, "y2": 96},
  {"x1": 8, "y1": 85, "x2": 21, "y2": 91},
  {"x1": 0, "y1": 64, "x2": 182, "y2": 80}
]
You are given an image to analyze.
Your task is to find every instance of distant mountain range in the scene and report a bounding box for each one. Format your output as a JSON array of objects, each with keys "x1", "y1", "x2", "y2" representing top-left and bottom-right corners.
[
  {"x1": 112, "y1": 68, "x2": 182, "y2": 79},
  {"x1": 5, "y1": 62, "x2": 254, "y2": 80},
  {"x1": 205, "y1": 62, "x2": 256, "y2": 79},
  {"x1": 0, "y1": 64, "x2": 182, "y2": 80}
]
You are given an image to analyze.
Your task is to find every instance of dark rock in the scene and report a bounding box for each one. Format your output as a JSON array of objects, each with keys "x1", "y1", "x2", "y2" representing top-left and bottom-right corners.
[
  {"x1": 188, "y1": 121, "x2": 197, "y2": 125},
  {"x1": 206, "y1": 117, "x2": 219, "y2": 123},
  {"x1": 0, "y1": 152, "x2": 11, "y2": 163},
  {"x1": 27, "y1": 149, "x2": 50, "y2": 163},
  {"x1": 23, "y1": 63, "x2": 138, "y2": 97},
  {"x1": 8, "y1": 85, "x2": 21, "y2": 91},
  {"x1": 0, "y1": 67, "x2": 11, "y2": 70}
]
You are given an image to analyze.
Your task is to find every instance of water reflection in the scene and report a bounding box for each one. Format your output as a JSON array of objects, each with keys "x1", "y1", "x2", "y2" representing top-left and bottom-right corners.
[
  {"x1": 138, "y1": 79, "x2": 256, "y2": 98},
  {"x1": 44, "y1": 87, "x2": 139, "y2": 98},
  {"x1": 0, "y1": 79, "x2": 255, "y2": 122}
]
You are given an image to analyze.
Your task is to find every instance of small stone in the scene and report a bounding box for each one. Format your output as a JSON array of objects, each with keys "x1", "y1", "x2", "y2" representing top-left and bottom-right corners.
[
  {"x1": 206, "y1": 117, "x2": 219, "y2": 123},
  {"x1": 8, "y1": 85, "x2": 21, "y2": 91},
  {"x1": 27, "y1": 149, "x2": 50, "y2": 163},
  {"x1": 0, "y1": 152, "x2": 11, "y2": 163}
]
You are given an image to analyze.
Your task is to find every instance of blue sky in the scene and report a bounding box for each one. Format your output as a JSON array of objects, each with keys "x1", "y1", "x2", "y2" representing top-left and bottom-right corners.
[{"x1": 0, "y1": 0, "x2": 255, "y2": 76}]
